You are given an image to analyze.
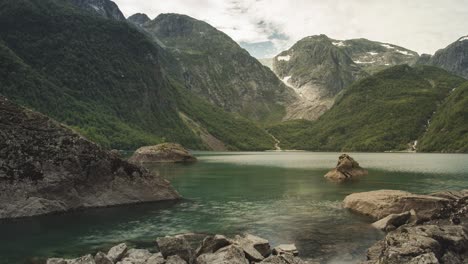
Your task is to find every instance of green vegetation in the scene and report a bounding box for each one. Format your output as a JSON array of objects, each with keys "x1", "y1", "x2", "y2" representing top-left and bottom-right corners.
[
  {"x1": 268, "y1": 65, "x2": 466, "y2": 152},
  {"x1": 418, "y1": 82, "x2": 468, "y2": 152},
  {"x1": 0, "y1": 0, "x2": 274, "y2": 151}
]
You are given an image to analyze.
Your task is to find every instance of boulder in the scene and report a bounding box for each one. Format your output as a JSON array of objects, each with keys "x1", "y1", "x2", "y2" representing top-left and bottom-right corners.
[
  {"x1": 324, "y1": 154, "x2": 368, "y2": 182},
  {"x1": 128, "y1": 143, "x2": 197, "y2": 164},
  {"x1": 94, "y1": 252, "x2": 113, "y2": 264},
  {"x1": 121, "y1": 249, "x2": 152, "y2": 263},
  {"x1": 166, "y1": 255, "x2": 187, "y2": 264},
  {"x1": 156, "y1": 235, "x2": 194, "y2": 263},
  {"x1": 343, "y1": 190, "x2": 450, "y2": 220},
  {"x1": 234, "y1": 234, "x2": 271, "y2": 261},
  {"x1": 272, "y1": 244, "x2": 299, "y2": 256},
  {"x1": 145, "y1": 253, "x2": 165, "y2": 264},
  {"x1": 196, "y1": 245, "x2": 248, "y2": 264},
  {"x1": 107, "y1": 243, "x2": 128, "y2": 263},
  {"x1": 371, "y1": 211, "x2": 412, "y2": 231},
  {"x1": 47, "y1": 254, "x2": 96, "y2": 264},
  {"x1": 0, "y1": 96, "x2": 180, "y2": 219},
  {"x1": 365, "y1": 225, "x2": 468, "y2": 263},
  {"x1": 196, "y1": 235, "x2": 232, "y2": 256}
]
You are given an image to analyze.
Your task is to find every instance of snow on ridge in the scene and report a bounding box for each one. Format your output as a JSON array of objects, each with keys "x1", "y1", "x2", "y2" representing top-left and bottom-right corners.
[
  {"x1": 332, "y1": 41, "x2": 346, "y2": 47},
  {"x1": 367, "y1": 51, "x2": 379, "y2": 56},
  {"x1": 381, "y1": 44, "x2": 395, "y2": 49},
  {"x1": 459, "y1": 36, "x2": 468, "y2": 41},
  {"x1": 396, "y1": 50, "x2": 414, "y2": 56},
  {"x1": 277, "y1": 55, "x2": 291, "y2": 61}
]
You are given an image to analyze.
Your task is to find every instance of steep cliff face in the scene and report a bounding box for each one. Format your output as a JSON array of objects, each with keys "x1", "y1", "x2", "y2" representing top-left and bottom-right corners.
[
  {"x1": 420, "y1": 36, "x2": 468, "y2": 79},
  {"x1": 273, "y1": 35, "x2": 367, "y2": 120},
  {"x1": 132, "y1": 13, "x2": 297, "y2": 122},
  {"x1": 69, "y1": 0, "x2": 125, "y2": 21},
  {"x1": 0, "y1": 96, "x2": 180, "y2": 219}
]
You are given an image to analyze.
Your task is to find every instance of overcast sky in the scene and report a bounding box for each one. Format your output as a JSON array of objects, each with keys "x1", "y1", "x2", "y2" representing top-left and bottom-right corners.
[{"x1": 113, "y1": 0, "x2": 468, "y2": 57}]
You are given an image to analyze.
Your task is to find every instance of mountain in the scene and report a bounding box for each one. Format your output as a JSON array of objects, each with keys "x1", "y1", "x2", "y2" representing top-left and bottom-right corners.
[
  {"x1": 418, "y1": 36, "x2": 468, "y2": 79},
  {"x1": 418, "y1": 82, "x2": 468, "y2": 152},
  {"x1": 272, "y1": 35, "x2": 420, "y2": 120},
  {"x1": 130, "y1": 13, "x2": 297, "y2": 123},
  {"x1": 338, "y1": 38, "x2": 419, "y2": 74},
  {"x1": 0, "y1": 0, "x2": 275, "y2": 151},
  {"x1": 273, "y1": 35, "x2": 368, "y2": 120},
  {"x1": 268, "y1": 65, "x2": 467, "y2": 152},
  {"x1": 0, "y1": 95, "x2": 180, "y2": 219},
  {"x1": 69, "y1": 0, "x2": 125, "y2": 21}
]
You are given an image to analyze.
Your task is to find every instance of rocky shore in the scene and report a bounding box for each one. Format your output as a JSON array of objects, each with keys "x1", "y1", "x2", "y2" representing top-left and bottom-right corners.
[
  {"x1": 0, "y1": 96, "x2": 180, "y2": 219},
  {"x1": 47, "y1": 233, "x2": 313, "y2": 264},
  {"x1": 128, "y1": 143, "x2": 197, "y2": 164}
]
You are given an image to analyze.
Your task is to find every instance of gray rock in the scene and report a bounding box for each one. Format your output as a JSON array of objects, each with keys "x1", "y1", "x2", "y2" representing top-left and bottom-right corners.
[
  {"x1": 0, "y1": 96, "x2": 180, "y2": 220},
  {"x1": 324, "y1": 154, "x2": 368, "y2": 182},
  {"x1": 196, "y1": 245, "x2": 248, "y2": 264},
  {"x1": 234, "y1": 234, "x2": 271, "y2": 261},
  {"x1": 47, "y1": 255, "x2": 96, "y2": 264},
  {"x1": 196, "y1": 235, "x2": 231, "y2": 256},
  {"x1": 166, "y1": 255, "x2": 187, "y2": 264},
  {"x1": 343, "y1": 190, "x2": 450, "y2": 220},
  {"x1": 107, "y1": 243, "x2": 128, "y2": 263},
  {"x1": 156, "y1": 235, "x2": 193, "y2": 263},
  {"x1": 94, "y1": 252, "x2": 113, "y2": 264},
  {"x1": 260, "y1": 254, "x2": 310, "y2": 264},
  {"x1": 145, "y1": 253, "x2": 165, "y2": 264},
  {"x1": 371, "y1": 211, "x2": 411, "y2": 231},
  {"x1": 126, "y1": 249, "x2": 152, "y2": 262},
  {"x1": 47, "y1": 259, "x2": 68, "y2": 264},
  {"x1": 129, "y1": 143, "x2": 197, "y2": 164},
  {"x1": 365, "y1": 225, "x2": 468, "y2": 263},
  {"x1": 272, "y1": 244, "x2": 299, "y2": 256}
]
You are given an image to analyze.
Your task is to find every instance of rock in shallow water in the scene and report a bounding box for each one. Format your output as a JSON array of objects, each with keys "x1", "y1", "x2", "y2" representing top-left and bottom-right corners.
[
  {"x1": 128, "y1": 143, "x2": 197, "y2": 164},
  {"x1": 343, "y1": 190, "x2": 450, "y2": 220},
  {"x1": 0, "y1": 96, "x2": 180, "y2": 219},
  {"x1": 324, "y1": 154, "x2": 368, "y2": 182}
]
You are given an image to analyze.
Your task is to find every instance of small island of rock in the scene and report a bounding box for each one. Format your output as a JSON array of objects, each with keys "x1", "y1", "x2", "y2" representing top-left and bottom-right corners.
[
  {"x1": 129, "y1": 143, "x2": 197, "y2": 164},
  {"x1": 324, "y1": 154, "x2": 368, "y2": 182}
]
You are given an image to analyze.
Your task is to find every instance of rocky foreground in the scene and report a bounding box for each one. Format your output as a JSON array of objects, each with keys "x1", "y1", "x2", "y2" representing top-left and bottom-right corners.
[
  {"x1": 345, "y1": 189, "x2": 468, "y2": 263},
  {"x1": 47, "y1": 233, "x2": 312, "y2": 264},
  {"x1": 0, "y1": 96, "x2": 180, "y2": 219}
]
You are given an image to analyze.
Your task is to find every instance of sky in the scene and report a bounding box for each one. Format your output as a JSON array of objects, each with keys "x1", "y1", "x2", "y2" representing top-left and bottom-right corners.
[{"x1": 113, "y1": 0, "x2": 468, "y2": 58}]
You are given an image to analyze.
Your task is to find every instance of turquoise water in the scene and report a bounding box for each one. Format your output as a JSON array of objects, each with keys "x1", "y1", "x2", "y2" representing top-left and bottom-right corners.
[{"x1": 0, "y1": 152, "x2": 467, "y2": 263}]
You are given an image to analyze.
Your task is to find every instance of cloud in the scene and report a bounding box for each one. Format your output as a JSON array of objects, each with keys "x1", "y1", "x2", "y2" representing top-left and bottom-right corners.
[{"x1": 113, "y1": 0, "x2": 468, "y2": 56}]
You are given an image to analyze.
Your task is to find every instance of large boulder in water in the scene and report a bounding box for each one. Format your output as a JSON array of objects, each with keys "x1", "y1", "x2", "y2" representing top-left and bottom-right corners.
[
  {"x1": 324, "y1": 154, "x2": 368, "y2": 182},
  {"x1": 129, "y1": 143, "x2": 197, "y2": 164},
  {"x1": 343, "y1": 190, "x2": 450, "y2": 220},
  {"x1": 0, "y1": 96, "x2": 180, "y2": 219}
]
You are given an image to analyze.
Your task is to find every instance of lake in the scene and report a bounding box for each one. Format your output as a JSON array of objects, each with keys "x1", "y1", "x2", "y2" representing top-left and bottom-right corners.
[{"x1": 1, "y1": 152, "x2": 467, "y2": 263}]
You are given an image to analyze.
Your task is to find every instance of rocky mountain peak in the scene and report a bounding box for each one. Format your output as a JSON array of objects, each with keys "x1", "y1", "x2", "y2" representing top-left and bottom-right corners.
[
  {"x1": 69, "y1": 0, "x2": 125, "y2": 21},
  {"x1": 128, "y1": 13, "x2": 151, "y2": 27}
]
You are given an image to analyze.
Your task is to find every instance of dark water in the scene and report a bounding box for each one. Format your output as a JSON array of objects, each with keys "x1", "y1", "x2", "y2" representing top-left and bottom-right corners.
[{"x1": 1, "y1": 152, "x2": 467, "y2": 264}]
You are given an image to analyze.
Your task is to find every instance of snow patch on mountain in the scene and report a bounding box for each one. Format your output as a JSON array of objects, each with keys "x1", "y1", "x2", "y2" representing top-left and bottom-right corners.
[
  {"x1": 89, "y1": 4, "x2": 101, "y2": 11},
  {"x1": 396, "y1": 50, "x2": 414, "y2": 56},
  {"x1": 277, "y1": 55, "x2": 291, "y2": 61},
  {"x1": 355, "y1": 60, "x2": 375, "y2": 64},
  {"x1": 367, "y1": 51, "x2": 379, "y2": 56},
  {"x1": 381, "y1": 44, "x2": 395, "y2": 49},
  {"x1": 332, "y1": 41, "x2": 346, "y2": 47}
]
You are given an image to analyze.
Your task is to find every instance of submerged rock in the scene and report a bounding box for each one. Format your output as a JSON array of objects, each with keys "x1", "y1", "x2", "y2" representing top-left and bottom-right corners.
[
  {"x1": 128, "y1": 143, "x2": 197, "y2": 164},
  {"x1": 0, "y1": 96, "x2": 180, "y2": 219},
  {"x1": 343, "y1": 190, "x2": 450, "y2": 220},
  {"x1": 324, "y1": 154, "x2": 368, "y2": 182}
]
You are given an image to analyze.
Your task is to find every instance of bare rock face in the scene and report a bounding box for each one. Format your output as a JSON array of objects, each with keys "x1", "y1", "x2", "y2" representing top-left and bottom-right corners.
[
  {"x1": 0, "y1": 96, "x2": 180, "y2": 219},
  {"x1": 343, "y1": 190, "x2": 450, "y2": 220},
  {"x1": 129, "y1": 143, "x2": 197, "y2": 164},
  {"x1": 324, "y1": 154, "x2": 368, "y2": 182}
]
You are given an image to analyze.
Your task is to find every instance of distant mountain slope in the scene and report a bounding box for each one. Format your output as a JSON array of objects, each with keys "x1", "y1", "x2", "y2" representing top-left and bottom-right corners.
[
  {"x1": 69, "y1": 0, "x2": 125, "y2": 21},
  {"x1": 418, "y1": 36, "x2": 468, "y2": 79},
  {"x1": 131, "y1": 13, "x2": 297, "y2": 123},
  {"x1": 268, "y1": 65, "x2": 466, "y2": 152},
  {"x1": 418, "y1": 82, "x2": 468, "y2": 152},
  {"x1": 0, "y1": 0, "x2": 275, "y2": 151},
  {"x1": 273, "y1": 35, "x2": 368, "y2": 120}
]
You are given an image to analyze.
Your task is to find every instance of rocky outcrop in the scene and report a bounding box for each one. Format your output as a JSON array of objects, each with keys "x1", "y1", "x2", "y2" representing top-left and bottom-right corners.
[
  {"x1": 128, "y1": 143, "x2": 197, "y2": 164},
  {"x1": 0, "y1": 96, "x2": 180, "y2": 219},
  {"x1": 47, "y1": 234, "x2": 310, "y2": 264},
  {"x1": 343, "y1": 190, "x2": 450, "y2": 220},
  {"x1": 127, "y1": 13, "x2": 151, "y2": 27},
  {"x1": 324, "y1": 154, "x2": 368, "y2": 182}
]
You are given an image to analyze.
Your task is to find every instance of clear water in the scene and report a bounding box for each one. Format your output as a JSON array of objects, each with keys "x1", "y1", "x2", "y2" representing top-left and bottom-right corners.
[{"x1": 1, "y1": 152, "x2": 467, "y2": 264}]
